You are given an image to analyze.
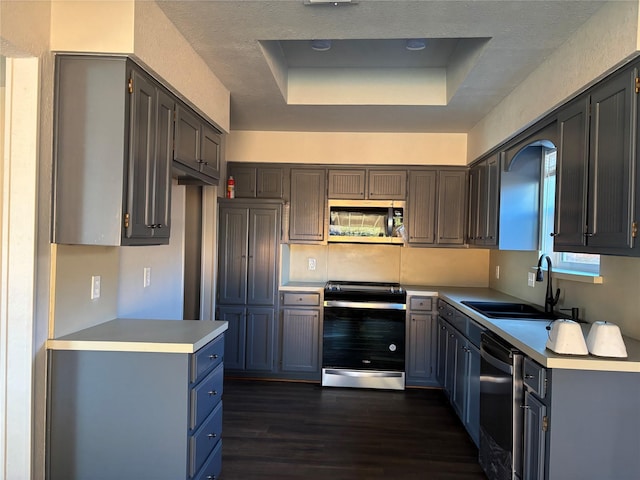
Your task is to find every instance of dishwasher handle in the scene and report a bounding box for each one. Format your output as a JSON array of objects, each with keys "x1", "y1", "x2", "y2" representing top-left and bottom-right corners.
[{"x1": 481, "y1": 346, "x2": 514, "y2": 375}]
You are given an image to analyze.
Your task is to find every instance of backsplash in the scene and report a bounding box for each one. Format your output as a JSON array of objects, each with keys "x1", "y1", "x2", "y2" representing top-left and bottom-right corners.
[
  {"x1": 286, "y1": 243, "x2": 490, "y2": 286},
  {"x1": 489, "y1": 250, "x2": 640, "y2": 340}
]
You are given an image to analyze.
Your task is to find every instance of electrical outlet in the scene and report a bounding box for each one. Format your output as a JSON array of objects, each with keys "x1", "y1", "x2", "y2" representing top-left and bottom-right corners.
[
  {"x1": 495, "y1": 265, "x2": 500, "y2": 279},
  {"x1": 143, "y1": 267, "x2": 151, "y2": 288},
  {"x1": 527, "y1": 272, "x2": 536, "y2": 287},
  {"x1": 308, "y1": 257, "x2": 317, "y2": 271},
  {"x1": 91, "y1": 275, "x2": 101, "y2": 300}
]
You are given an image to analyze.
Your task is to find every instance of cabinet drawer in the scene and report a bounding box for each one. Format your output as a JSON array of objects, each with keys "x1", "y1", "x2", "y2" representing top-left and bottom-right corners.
[
  {"x1": 191, "y1": 363, "x2": 223, "y2": 430},
  {"x1": 523, "y1": 357, "x2": 547, "y2": 398},
  {"x1": 192, "y1": 438, "x2": 222, "y2": 480},
  {"x1": 189, "y1": 401, "x2": 223, "y2": 477},
  {"x1": 437, "y1": 299, "x2": 455, "y2": 322},
  {"x1": 282, "y1": 292, "x2": 321, "y2": 306},
  {"x1": 409, "y1": 296, "x2": 433, "y2": 312},
  {"x1": 466, "y1": 318, "x2": 485, "y2": 348},
  {"x1": 192, "y1": 335, "x2": 224, "y2": 384}
]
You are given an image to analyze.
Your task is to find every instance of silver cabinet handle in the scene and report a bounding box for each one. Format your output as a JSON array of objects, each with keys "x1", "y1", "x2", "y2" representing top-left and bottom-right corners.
[
  {"x1": 209, "y1": 354, "x2": 219, "y2": 360},
  {"x1": 524, "y1": 374, "x2": 535, "y2": 379},
  {"x1": 208, "y1": 390, "x2": 218, "y2": 396},
  {"x1": 207, "y1": 433, "x2": 217, "y2": 439}
]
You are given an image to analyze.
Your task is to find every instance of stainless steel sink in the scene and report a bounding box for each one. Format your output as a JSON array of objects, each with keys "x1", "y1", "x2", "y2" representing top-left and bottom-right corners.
[{"x1": 461, "y1": 301, "x2": 555, "y2": 320}]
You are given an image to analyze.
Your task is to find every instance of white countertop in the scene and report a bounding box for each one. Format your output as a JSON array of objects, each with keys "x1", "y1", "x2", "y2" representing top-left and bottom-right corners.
[
  {"x1": 46, "y1": 319, "x2": 228, "y2": 353},
  {"x1": 435, "y1": 287, "x2": 640, "y2": 373}
]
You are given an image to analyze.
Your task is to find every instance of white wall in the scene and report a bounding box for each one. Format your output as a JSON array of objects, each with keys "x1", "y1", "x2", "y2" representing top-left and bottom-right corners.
[
  {"x1": 226, "y1": 131, "x2": 467, "y2": 165},
  {"x1": 467, "y1": 0, "x2": 640, "y2": 161}
]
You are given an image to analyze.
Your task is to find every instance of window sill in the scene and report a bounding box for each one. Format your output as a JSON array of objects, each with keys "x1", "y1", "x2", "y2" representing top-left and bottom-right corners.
[{"x1": 530, "y1": 267, "x2": 603, "y2": 284}]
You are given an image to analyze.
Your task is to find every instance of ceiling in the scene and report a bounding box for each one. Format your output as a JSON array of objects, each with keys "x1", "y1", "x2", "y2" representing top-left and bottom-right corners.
[{"x1": 156, "y1": 0, "x2": 607, "y2": 133}]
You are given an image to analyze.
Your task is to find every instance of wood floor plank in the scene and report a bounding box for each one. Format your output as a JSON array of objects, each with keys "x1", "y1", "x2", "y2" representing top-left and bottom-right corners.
[{"x1": 221, "y1": 380, "x2": 487, "y2": 479}]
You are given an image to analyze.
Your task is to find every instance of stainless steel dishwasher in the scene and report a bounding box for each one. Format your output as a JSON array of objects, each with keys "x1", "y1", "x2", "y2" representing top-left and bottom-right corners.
[{"x1": 479, "y1": 332, "x2": 524, "y2": 480}]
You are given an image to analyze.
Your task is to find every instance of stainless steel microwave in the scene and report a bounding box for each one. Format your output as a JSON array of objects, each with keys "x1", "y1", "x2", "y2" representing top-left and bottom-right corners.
[{"x1": 327, "y1": 199, "x2": 405, "y2": 244}]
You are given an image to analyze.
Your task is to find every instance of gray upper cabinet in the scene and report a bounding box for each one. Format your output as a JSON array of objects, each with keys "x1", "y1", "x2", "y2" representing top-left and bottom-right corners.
[
  {"x1": 555, "y1": 65, "x2": 638, "y2": 255},
  {"x1": 328, "y1": 168, "x2": 406, "y2": 199},
  {"x1": 174, "y1": 103, "x2": 222, "y2": 184},
  {"x1": 53, "y1": 55, "x2": 173, "y2": 246},
  {"x1": 289, "y1": 168, "x2": 326, "y2": 242},
  {"x1": 407, "y1": 168, "x2": 466, "y2": 246},
  {"x1": 227, "y1": 163, "x2": 284, "y2": 199},
  {"x1": 467, "y1": 155, "x2": 499, "y2": 247}
]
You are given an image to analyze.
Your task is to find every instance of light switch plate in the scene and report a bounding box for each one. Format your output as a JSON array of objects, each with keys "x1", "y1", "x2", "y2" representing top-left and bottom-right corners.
[
  {"x1": 495, "y1": 265, "x2": 500, "y2": 279},
  {"x1": 527, "y1": 272, "x2": 536, "y2": 287},
  {"x1": 91, "y1": 275, "x2": 101, "y2": 299},
  {"x1": 143, "y1": 267, "x2": 151, "y2": 288}
]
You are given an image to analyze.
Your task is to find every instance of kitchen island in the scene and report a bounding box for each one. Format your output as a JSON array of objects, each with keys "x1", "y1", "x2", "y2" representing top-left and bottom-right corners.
[{"x1": 47, "y1": 319, "x2": 228, "y2": 480}]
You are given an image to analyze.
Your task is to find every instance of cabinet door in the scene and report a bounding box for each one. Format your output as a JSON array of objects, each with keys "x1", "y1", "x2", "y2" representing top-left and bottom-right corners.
[
  {"x1": 257, "y1": 167, "x2": 284, "y2": 198},
  {"x1": 199, "y1": 123, "x2": 221, "y2": 180},
  {"x1": 406, "y1": 313, "x2": 436, "y2": 386},
  {"x1": 467, "y1": 165, "x2": 482, "y2": 244},
  {"x1": 217, "y1": 206, "x2": 249, "y2": 304},
  {"x1": 281, "y1": 309, "x2": 320, "y2": 373},
  {"x1": 444, "y1": 326, "x2": 458, "y2": 398},
  {"x1": 587, "y1": 68, "x2": 635, "y2": 250},
  {"x1": 436, "y1": 318, "x2": 448, "y2": 387},
  {"x1": 289, "y1": 168, "x2": 326, "y2": 242},
  {"x1": 555, "y1": 96, "x2": 589, "y2": 249},
  {"x1": 452, "y1": 334, "x2": 468, "y2": 418},
  {"x1": 247, "y1": 207, "x2": 279, "y2": 306},
  {"x1": 523, "y1": 391, "x2": 547, "y2": 480},
  {"x1": 407, "y1": 170, "x2": 437, "y2": 244},
  {"x1": 328, "y1": 169, "x2": 366, "y2": 199},
  {"x1": 174, "y1": 105, "x2": 201, "y2": 171},
  {"x1": 368, "y1": 170, "x2": 407, "y2": 199},
  {"x1": 437, "y1": 170, "x2": 466, "y2": 245},
  {"x1": 484, "y1": 155, "x2": 500, "y2": 246},
  {"x1": 127, "y1": 68, "x2": 156, "y2": 240},
  {"x1": 218, "y1": 306, "x2": 246, "y2": 370},
  {"x1": 228, "y1": 166, "x2": 257, "y2": 198},
  {"x1": 466, "y1": 342, "x2": 481, "y2": 446},
  {"x1": 150, "y1": 88, "x2": 174, "y2": 240},
  {"x1": 245, "y1": 307, "x2": 276, "y2": 371}
]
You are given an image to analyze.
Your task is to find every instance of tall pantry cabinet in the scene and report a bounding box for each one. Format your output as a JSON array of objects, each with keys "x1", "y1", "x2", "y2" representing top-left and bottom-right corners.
[{"x1": 217, "y1": 200, "x2": 281, "y2": 373}]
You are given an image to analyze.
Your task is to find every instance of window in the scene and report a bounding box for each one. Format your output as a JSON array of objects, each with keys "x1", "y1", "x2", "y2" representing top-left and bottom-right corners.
[{"x1": 539, "y1": 148, "x2": 600, "y2": 275}]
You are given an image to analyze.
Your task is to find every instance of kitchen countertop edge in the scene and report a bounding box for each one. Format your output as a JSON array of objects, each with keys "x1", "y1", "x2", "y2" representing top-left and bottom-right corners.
[{"x1": 46, "y1": 319, "x2": 229, "y2": 353}]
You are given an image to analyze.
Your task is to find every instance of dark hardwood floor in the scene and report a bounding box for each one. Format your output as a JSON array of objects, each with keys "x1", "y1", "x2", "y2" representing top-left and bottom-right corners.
[{"x1": 221, "y1": 379, "x2": 487, "y2": 480}]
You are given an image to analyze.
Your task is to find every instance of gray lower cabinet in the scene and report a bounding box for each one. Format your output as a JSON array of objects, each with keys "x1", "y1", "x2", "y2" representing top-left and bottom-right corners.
[
  {"x1": 279, "y1": 292, "x2": 321, "y2": 378},
  {"x1": 53, "y1": 55, "x2": 174, "y2": 246},
  {"x1": 406, "y1": 296, "x2": 438, "y2": 387},
  {"x1": 217, "y1": 200, "x2": 280, "y2": 374},
  {"x1": 407, "y1": 168, "x2": 466, "y2": 245},
  {"x1": 48, "y1": 334, "x2": 225, "y2": 480},
  {"x1": 436, "y1": 299, "x2": 483, "y2": 447},
  {"x1": 521, "y1": 356, "x2": 640, "y2": 479},
  {"x1": 555, "y1": 64, "x2": 638, "y2": 255},
  {"x1": 289, "y1": 168, "x2": 326, "y2": 242}
]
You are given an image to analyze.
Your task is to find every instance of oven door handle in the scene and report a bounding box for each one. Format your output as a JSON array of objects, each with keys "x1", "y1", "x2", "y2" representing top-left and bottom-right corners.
[
  {"x1": 480, "y1": 348, "x2": 513, "y2": 374},
  {"x1": 323, "y1": 300, "x2": 406, "y2": 310}
]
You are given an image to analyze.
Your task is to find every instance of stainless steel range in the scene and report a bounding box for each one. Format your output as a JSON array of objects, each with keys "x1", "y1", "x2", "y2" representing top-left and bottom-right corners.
[{"x1": 322, "y1": 280, "x2": 406, "y2": 390}]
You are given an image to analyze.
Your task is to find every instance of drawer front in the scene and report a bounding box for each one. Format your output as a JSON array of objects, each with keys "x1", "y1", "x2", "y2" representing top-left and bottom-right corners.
[
  {"x1": 409, "y1": 296, "x2": 433, "y2": 312},
  {"x1": 192, "y1": 335, "x2": 225, "y2": 384},
  {"x1": 437, "y1": 299, "x2": 455, "y2": 322},
  {"x1": 282, "y1": 292, "x2": 321, "y2": 306},
  {"x1": 191, "y1": 363, "x2": 224, "y2": 430},
  {"x1": 466, "y1": 318, "x2": 485, "y2": 348},
  {"x1": 192, "y1": 439, "x2": 223, "y2": 480},
  {"x1": 451, "y1": 310, "x2": 468, "y2": 335},
  {"x1": 189, "y1": 401, "x2": 223, "y2": 477},
  {"x1": 523, "y1": 357, "x2": 547, "y2": 398}
]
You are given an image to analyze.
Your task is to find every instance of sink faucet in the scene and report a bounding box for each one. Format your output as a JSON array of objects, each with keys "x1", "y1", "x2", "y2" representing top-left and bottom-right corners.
[{"x1": 536, "y1": 254, "x2": 560, "y2": 314}]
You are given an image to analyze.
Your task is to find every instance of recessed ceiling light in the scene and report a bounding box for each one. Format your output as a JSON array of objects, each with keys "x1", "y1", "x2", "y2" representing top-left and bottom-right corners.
[
  {"x1": 311, "y1": 39, "x2": 332, "y2": 51},
  {"x1": 406, "y1": 39, "x2": 427, "y2": 51}
]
